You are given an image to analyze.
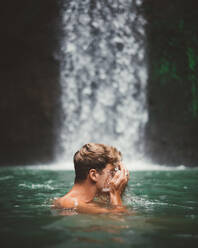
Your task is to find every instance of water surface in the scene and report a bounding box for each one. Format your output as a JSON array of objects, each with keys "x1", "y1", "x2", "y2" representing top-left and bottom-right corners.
[{"x1": 0, "y1": 166, "x2": 198, "y2": 247}]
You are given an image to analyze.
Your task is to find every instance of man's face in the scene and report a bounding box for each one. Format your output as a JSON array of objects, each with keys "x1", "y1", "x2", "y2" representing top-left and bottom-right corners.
[{"x1": 96, "y1": 164, "x2": 119, "y2": 193}]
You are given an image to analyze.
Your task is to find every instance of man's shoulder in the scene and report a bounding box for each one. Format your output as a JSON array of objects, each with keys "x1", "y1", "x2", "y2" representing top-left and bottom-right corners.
[
  {"x1": 53, "y1": 196, "x2": 78, "y2": 209},
  {"x1": 52, "y1": 197, "x2": 129, "y2": 214}
]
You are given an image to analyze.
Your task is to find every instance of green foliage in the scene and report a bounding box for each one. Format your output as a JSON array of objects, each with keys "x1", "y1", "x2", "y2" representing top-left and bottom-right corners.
[
  {"x1": 187, "y1": 48, "x2": 196, "y2": 71},
  {"x1": 191, "y1": 80, "x2": 198, "y2": 118},
  {"x1": 153, "y1": 58, "x2": 180, "y2": 85},
  {"x1": 186, "y1": 48, "x2": 198, "y2": 118},
  {"x1": 178, "y1": 19, "x2": 184, "y2": 32},
  {"x1": 153, "y1": 46, "x2": 198, "y2": 118}
]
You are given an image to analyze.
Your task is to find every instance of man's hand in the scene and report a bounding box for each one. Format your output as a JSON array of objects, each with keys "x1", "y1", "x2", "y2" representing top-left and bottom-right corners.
[{"x1": 109, "y1": 163, "x2": 129, "y2": 206}]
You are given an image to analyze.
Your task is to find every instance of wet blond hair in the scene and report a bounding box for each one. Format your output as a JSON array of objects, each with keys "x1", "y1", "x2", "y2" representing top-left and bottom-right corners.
[{"x1": 73, "y1": 143, "x2": 122, "y2": 183}]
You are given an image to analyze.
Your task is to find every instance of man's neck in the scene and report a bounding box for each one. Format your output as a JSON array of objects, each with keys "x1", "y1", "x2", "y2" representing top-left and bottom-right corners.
[{"x1": 68, "y1": 181, "x2": 97, "y2": 203}]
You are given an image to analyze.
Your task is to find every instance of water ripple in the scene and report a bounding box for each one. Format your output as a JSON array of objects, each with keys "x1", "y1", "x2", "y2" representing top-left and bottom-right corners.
[{"x1": 18, "y1": 183, "x2": 54, "y2": 190}]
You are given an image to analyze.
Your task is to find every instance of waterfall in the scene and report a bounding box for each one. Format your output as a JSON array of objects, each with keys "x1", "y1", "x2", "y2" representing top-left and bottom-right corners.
[{"x1": 57, "y1": 0, "x2": 148, "y2": 165}]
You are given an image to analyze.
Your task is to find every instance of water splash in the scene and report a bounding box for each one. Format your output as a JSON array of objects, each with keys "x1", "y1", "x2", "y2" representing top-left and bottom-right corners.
[{"x1": 57, "y1": 0, "x2": 148, "y2": 163}]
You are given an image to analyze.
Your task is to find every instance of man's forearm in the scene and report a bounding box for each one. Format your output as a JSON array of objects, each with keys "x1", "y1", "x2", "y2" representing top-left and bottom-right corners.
[{"x1": 109, "y1": 191, "x2": 123, "y2": 206}]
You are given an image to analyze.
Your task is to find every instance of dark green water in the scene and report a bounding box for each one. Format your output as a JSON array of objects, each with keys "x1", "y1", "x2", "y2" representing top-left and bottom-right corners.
[{"x1": 0, "y1": 166, "x2": 198, "y2": 248}]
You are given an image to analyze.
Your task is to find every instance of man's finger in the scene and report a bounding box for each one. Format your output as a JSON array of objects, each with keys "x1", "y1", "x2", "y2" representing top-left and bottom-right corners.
[
  {"x1": 121, "y1": 162, "x2": 128, "y2": 176},
  {"x1": 119, "y1": 162, "x2": 124, "y2": 171},
  {"x1": 125, "y1": 169, "x2": 129, "y2": 178},
  {"x1": 115, "y1": 169, "x2": 126, "y2": 186},
  {"x1": 110, "y1": 170, "x2": 121, "y2": 184},
  {"x1": 127, "y1": 171, "x2": 130, "y2": 181}
]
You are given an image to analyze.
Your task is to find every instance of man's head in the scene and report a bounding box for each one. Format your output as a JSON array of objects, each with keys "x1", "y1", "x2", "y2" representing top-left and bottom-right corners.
[{"x1": 73, "y1": 143, "x2": 122, "y2": 184}]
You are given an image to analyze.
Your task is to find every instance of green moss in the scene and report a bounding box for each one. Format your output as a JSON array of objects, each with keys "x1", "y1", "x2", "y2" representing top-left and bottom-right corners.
[
  {"x1": 153, "y1": 59, "x2": 180, "y2": 84},
  {"x1": 178, "y1": 19, "x2": 184, "y2": 32},
  {"x1": 171, "y1": 64, "x2": 180, "y2": 80},
  {"x1": 187, "y1": 48, "x2": 196, "y2": 71},
  {"x1": 191, "y1": 82, "x2": 198, "y2": 118},
  {"x1": 186, "y1": 48, "x2": 198, "y2": 118}
]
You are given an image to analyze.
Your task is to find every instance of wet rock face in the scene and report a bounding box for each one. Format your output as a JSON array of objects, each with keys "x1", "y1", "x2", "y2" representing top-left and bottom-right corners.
[
  {"x1": 0, "y1": 1, "x2": 61, "y2": 165},
  {"x1": 143, "y1": 0, "x2": 198, "y2": 166},
  {"x1": 1, "y1": 0, "x2": 198, "y2": 167}
]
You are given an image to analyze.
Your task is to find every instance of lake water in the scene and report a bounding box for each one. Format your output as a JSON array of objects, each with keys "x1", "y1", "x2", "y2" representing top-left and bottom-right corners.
[{"x1": 0, "y1": 165, "x2": 198, "y2": 248}]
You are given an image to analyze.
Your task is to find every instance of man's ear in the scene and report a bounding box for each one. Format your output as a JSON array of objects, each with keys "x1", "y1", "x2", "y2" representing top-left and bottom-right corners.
[{"x1": 89, "y1": 169, "x2": 99, "y2": 183}]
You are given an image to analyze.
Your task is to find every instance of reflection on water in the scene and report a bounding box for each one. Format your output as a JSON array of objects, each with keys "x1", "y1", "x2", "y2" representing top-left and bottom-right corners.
[
  {"x1": 45, "y1": 212, "x2": 137, "y2": 246},
  {"x1": 0, "y1": 167, "x2": 198, "y2": 248}
]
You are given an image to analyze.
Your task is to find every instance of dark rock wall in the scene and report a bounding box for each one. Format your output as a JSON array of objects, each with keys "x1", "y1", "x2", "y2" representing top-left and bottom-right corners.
[
  {"x1": 143, "y1": 0, "x2": 198, "y2": 166},
  {"x1": 0, "y1": 1, "x2": 61, "y2": 165},
  {"x1": 1, "y1": 0, "x2": 198, "y2": 167}
]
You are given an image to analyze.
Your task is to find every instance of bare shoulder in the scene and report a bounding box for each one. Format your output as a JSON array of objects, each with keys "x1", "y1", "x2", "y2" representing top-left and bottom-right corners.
[
  {"x1": 52, "y1": 197, "x2": 106, "y2": 213},
  {"x1": 77, "y1": 201, "x2": 131, "y2": 214},
  {"x1": 79, "y1": 202, "x2": 113, "y2": 214},
  {"x1": 53, "y1": 196, "x2": 78, "y2": 209},
  {"x1": 52, "y1": 197, "x2": 129, "y2": 214}
]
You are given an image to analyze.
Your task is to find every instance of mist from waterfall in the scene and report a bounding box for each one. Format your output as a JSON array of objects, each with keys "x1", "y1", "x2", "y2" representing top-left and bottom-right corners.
[{"x1": 57, "y1": 0, "x2": 148, "y2": 165}]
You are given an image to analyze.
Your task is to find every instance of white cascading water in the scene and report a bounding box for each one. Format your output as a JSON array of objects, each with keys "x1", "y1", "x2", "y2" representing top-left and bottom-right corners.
[{"x1": 57, "y1": 0, "x2": 149, "y2": 168}]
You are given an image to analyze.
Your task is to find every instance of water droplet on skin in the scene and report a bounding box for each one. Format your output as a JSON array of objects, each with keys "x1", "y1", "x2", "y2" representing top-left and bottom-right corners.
[{"x1": 102, "y1": 188, "x2": 110, "y2": 192}]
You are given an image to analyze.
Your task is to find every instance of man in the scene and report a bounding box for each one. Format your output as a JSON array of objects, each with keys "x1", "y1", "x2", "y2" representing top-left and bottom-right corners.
[{"x1": 53, "y1": 143, "x2": 129, "y2": 214}]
